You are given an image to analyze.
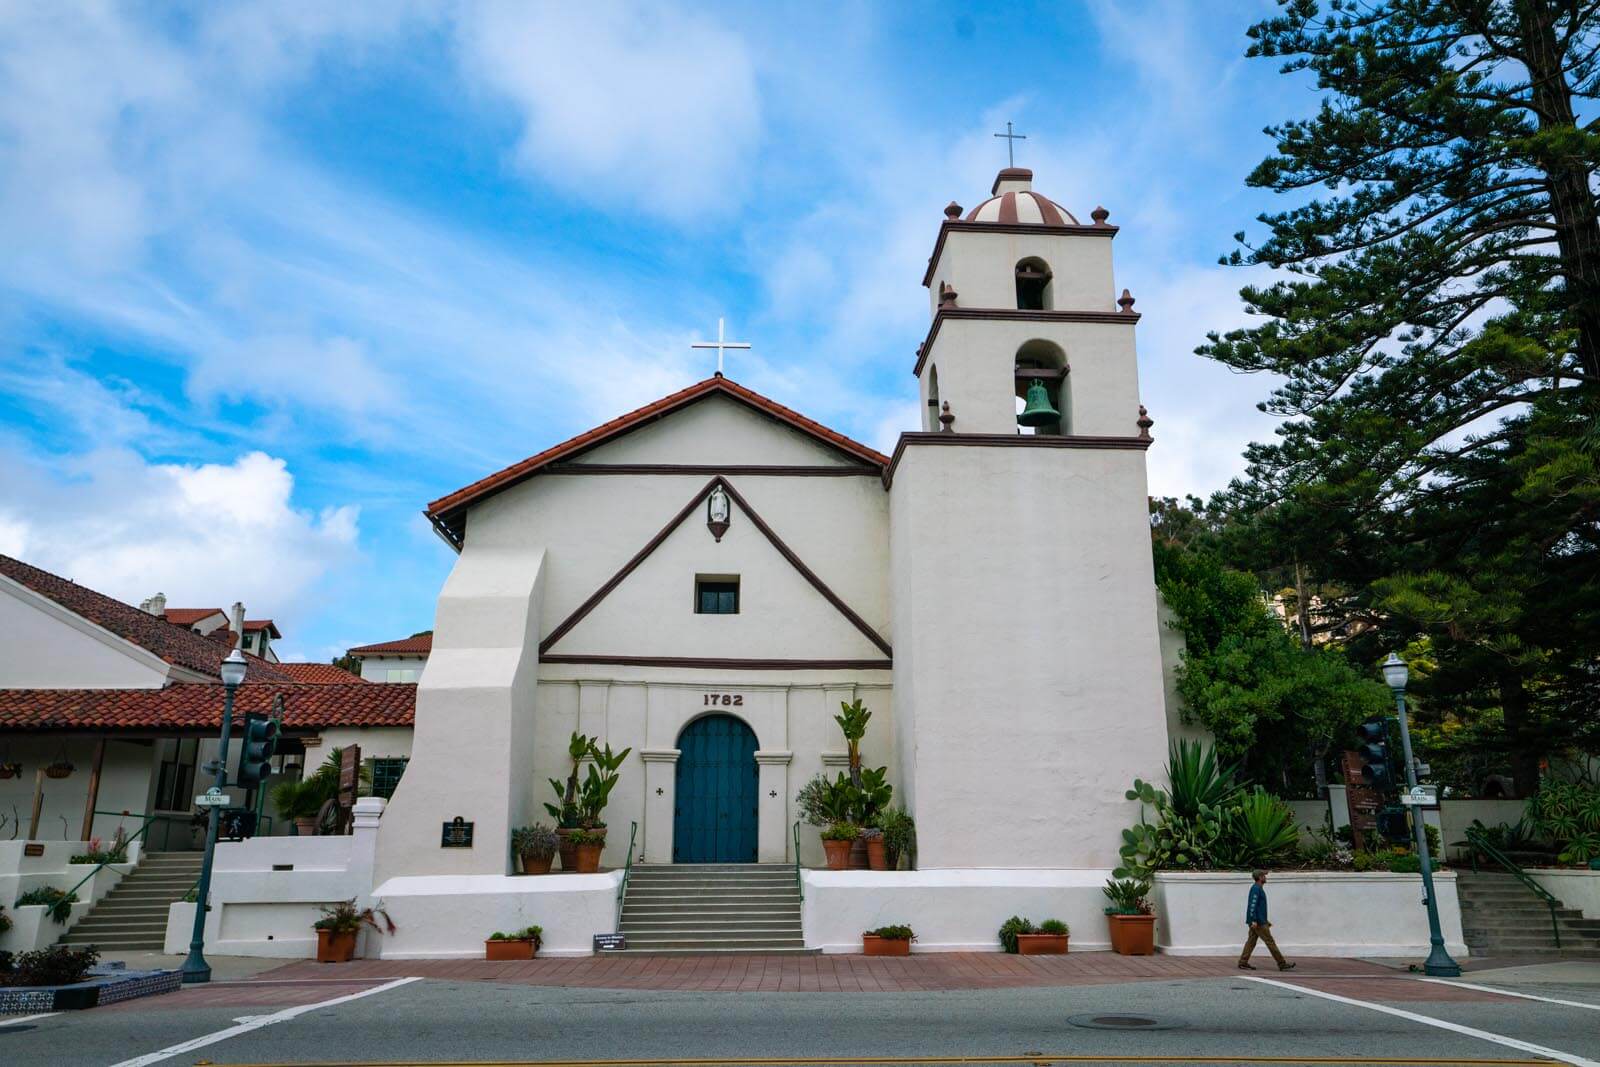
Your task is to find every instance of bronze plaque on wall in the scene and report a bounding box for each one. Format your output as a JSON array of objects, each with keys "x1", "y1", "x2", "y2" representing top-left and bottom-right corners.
[{"x1": 440, "y1": 816, "x2": 474, "y2": 848}]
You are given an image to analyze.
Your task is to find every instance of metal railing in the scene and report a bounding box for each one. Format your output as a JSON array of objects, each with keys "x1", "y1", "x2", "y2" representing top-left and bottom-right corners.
[
  {"x1": 614, "y1": 820, "x2": 638, "y2": 931},
  {"x1": 1463, "y1": 824, "x2": 1562, "y2": 950},
  {"x1": 55, "y1": 811, "x2": 185, "y2": 923},
  {"x1": 792, "y1": 820, "x2": 804, "y2": 903}
]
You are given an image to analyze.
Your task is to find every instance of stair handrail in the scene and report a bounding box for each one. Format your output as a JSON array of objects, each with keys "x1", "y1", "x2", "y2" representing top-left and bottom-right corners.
[
  {"x1": 54, "y1": 811, "x2": 179, "y2": 923},
  {"x1": 1463, "y1": 823, "x2": 1562, "y2": 950},
  {"x1": 614, "y1": 820, "x2": 639, "y2": 931},
  {"x1": 792, "y1": 820, "x2": 804, "y2": 904}
]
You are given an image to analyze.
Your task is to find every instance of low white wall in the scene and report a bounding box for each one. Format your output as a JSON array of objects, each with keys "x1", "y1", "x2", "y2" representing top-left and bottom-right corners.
[
  {"x1": 801, "y1": 869, "x2": 1115, "y2": 953},
  {"x1": 0, "y1": 900, "x2": 94, "y2": 952},
  {"x1": 373, "y1": 871, "x2": 623, "y2": 959},
  {"x1": 1152, "y1": 871, "x2": 1467, "y2": 957},
  {"x1": 1528, "y1": 869, "x2": 1600, "y2": 919},
  {"x1": 0, "y1": 840, "x2": 138, "y2": 934}
]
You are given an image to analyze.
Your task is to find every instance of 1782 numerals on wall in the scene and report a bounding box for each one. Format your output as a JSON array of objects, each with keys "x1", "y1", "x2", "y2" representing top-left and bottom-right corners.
[{"x1": 702, "y1": 693, "x2": 744, "y2": 706}]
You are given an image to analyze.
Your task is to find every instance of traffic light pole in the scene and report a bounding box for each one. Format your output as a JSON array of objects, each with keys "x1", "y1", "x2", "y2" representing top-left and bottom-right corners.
[
  {"x1": 181, "y1": 676, "x2": 238, "y2": 985},
  {"x1": 1391, "y1": 687, "x2": 1461, "y2": 977}
]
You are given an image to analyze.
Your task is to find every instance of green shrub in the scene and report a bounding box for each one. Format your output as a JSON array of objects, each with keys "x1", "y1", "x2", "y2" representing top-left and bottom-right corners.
[
  {"x1": 313, "y1": 899, "x2": 396, "y2": 936},
  {"x1": 820, "y1": 822, "x2": 859, "y2": 841},
  {"x1": 488, "y1": 925, "x2": 542, "y2": 945},
  {"x1": 1527, "y1": 783, "x2": 1600, "y2": 865},
  {"x1": 1389, "y1": 853, "x2": 1421, "y2": 873},
  {"x1": 998, "y1": 915, "x2": 1035, "y2": 953},
  {"x1": 0, "y1": 904, "x2": 11, "y2": 934},
  {"x1": 511, "y1": 824, "x2": 558, "y2": 859},
  {"x1": 794, "y1": 774, "x2": 832, "y2": 828},
  {"x1": 876, "y1": 806, "x2": 916, "y2": 870},
  {"x1": 1037, "y1": 918, "x2": 1069, "y2": 936},
  {"x1": 1102, "y1": 878, "x2": 1153, "y2": 916},
  {"x1": 868, "y1": 925, "x2": 914, "y2": 940},
  {"x1": 15, "y1": 886, "x2": 78, "y2": 923},
  {"x1": 7, "y1": 945, "x2": 99, "y2": 986}
]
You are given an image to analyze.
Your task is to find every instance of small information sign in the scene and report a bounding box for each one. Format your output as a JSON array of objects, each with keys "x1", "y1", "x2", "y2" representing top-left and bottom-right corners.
[
  {"x1": 440, "y1": 816, "x2": 475, "y2": 848},
  {"x1": 194, "y1": 787, "x2": 229, "y2": 808},
  {"x1": 594, "y1": 933, "x2": 626, "y2": 952},
  {"x1": 1400, "y1": 785, "x2": 1439, "y2": 807}
]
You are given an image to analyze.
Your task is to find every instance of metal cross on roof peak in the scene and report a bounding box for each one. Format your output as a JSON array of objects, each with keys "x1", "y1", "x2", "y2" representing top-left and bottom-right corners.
[
  {"x1": 994, "y1": 121, "x2": 1027, "y2": 167},
  {"x1": 691, "y1": 317, "x2": 751, "y2": 377}
]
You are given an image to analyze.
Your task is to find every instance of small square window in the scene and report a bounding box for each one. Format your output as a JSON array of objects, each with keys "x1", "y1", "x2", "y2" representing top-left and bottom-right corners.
[{"x1": 696, "y1": 576, "x2": 740, "y2": 615}]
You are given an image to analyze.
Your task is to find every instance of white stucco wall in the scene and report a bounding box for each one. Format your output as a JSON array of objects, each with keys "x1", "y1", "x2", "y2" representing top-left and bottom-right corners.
[
  {"x1": 889, "y1": 443, "x2": 1169, "y2": 869},
  {"x1": 1151, "y1": 871, "x2": 1467, "y2": 957},
  {"x1": 0, "y1": 579, "x2": 172, "y2": 689},
  {"x1": 302, "y1": 726, "x2": 413, "y2": 766},
  {"x1": 576, "y1": 394, "x2": 858, "y2": 467},
  {"x1": 0, "y1": 840, "x2": 135, "y2": 949},
  {"x1": 1157, "y1": 595, "x2": 1207, "y2": 749},
  {"x1": 374, "y1": 871, "x2": 622, "y2": 958},
  {"x1": 358, "y1": 656, "x2": 428, "y2": 682},
  {"x1": 0, "y1": 738, "x2": 159, "y2": 845},
  {"x1": 928, "y1": 227, "x2": 1119, "y2": 319},
  {"x1": 1528, "y1": 869, "x2": 1600, "y2": 919}
]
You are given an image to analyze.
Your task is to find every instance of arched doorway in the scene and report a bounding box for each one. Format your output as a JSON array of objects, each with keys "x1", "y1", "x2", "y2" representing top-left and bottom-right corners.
[{"x1": 674, "y1": 715, "x2": 758, "y2": 863}]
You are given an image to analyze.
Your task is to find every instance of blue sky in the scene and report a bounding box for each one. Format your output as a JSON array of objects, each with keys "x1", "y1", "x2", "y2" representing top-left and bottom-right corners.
[{"x1": 0, "y1": 2, "x2": 1302, "y2": 664}]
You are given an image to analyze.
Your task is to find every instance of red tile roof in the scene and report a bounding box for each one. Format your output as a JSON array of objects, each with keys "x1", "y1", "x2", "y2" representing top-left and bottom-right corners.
[
  {"x1": 0, "y1": 555, "x2": 292, "y2": 683},
  {"x1": 348, "y1": 634, "x2": 433, "y2": 656},
  {"x1": 275, "y1": 662, "x2": 367, "y2": 684},
  {"x1": 243, "y1": 619, "x2": 281, "y2": 637},
  {"x1": 0, "y1": 683, "x2": 414, "y2": 732},
  {"x1": 163, "y1": 607, "x2": 226, "y2": 627},
  {"x1": 424, "y1": 376, "x2": 889, "y2": 548}
]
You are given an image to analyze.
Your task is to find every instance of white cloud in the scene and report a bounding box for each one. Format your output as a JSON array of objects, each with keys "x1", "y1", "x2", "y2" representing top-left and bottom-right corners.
[
  {"x1": 453, "y1": 1, "x2": 761, "y2": 221},
  {"x1": 0, "y1": 447, "x2": 358, "y2": 626}
]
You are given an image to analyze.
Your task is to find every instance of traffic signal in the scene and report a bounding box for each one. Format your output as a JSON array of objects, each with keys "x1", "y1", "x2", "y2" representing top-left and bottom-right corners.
[
  {"x1": 235, "y1": 711, "x2": 280, "y2": 789},
  {"x1": 1357, "y1": 718, "x2": 1395, "y2": 792}
]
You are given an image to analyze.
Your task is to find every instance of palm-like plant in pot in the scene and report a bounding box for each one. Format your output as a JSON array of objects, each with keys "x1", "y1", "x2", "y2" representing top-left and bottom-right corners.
[
  {"x1": 1102, "y1": 878, "x2": 1155, "y2": 956},
  {"x1": 545, "y1": 732, "x2": 594, "y2": 870},
  {"x1": 313, "y1": 898, "x2": 395, "y2": 963},
  {"x1": 818, "y1": 774, "x2": 859, "y2": 870},
  {"x1": 854, "y1": 767, "x2": 894, "y2": 870}
]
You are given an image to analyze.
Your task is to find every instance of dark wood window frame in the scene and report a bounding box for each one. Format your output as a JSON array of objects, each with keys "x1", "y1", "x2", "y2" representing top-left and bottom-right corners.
[{"x1": 695, "y1": 577, "x2": 740, "y2": 615}]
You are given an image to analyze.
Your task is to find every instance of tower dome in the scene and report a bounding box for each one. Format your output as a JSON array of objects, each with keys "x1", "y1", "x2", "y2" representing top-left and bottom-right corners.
[{"x1": 963, "y1": 168, "x2": 1077, "y2": 225}]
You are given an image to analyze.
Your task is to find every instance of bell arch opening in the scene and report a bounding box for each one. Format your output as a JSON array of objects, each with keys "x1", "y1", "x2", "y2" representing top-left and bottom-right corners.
[
  {"x1": 924, "y1": 364, "x2": 941, "y2": 432},
  {"x1": 1014, "y1": 339, "x2": 1068, "y2": 436},
  {"x1": 1015, "y1": 257, "x2": 1054, "y2": 311}
]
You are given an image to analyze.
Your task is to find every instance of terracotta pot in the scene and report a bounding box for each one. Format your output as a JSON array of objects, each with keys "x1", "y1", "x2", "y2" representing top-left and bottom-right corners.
[
  {"x1": 316, "y1": 928, "x2": 357, "y2": 963},
  {"x1": 573, "y1": 840, "x2": 604, "y2": 873},
  {"x1": 848, "y1": 835, "x2": 869, "y2": 869},
  {"x1": 556, "y1": 828, "x2": 579, "y2": 871},
  {"x1": 1016, "y1": 933, "x2": 1069, "y2": 955},
  {"x1": 1106, "y1": 913, "x2": 1156, "y2": 956},
  {"x1": 294, "y1": 817, "x2": 318, "y2": 836},
  {"x1": 865, "y1": 836, "x2": 888, "y2": 871},
  {"x1": 822, "y1": 838, "x2": 853, "y2": 871},
  {"x1": 485, "y1": 938, "x2": 536, "y2": 961},
  {"x1": 520, "y1": 851, "x2": 554, "y2": 875},
  {"x1": 862, "y1": 933, "x2": 911, "y2": 957}
]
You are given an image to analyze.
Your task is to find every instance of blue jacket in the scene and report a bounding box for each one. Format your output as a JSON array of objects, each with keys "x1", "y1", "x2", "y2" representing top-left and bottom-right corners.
[{"x1": 1246, "y1": 882, "x2": 1268, "y2": 926}]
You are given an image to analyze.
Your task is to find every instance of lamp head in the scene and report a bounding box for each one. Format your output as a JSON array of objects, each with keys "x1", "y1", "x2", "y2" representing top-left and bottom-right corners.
[
  {"x1": 220, "y1": 648, "x2": 248, "y2": 688},
  {"x1": 1381, "y1": 652, "x2": 1408, "y2": 692}
]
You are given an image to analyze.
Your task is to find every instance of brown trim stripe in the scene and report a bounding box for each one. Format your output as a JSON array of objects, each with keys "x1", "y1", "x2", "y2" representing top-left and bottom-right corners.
[
  {"x1": 913, "y1": 308, "x2": 1140, "y2": 377},
  {"x1": 1036, "y1": 195, "x2": 1066, "y2": 226},
  {"x1": 545, "y1": 464, "x2": 880, "y2": 477},
  {"x1": 539, "y1": 476, "x2": 892, "y2": 658},
  {"x1": 883, "y1": 431, "x2": 1152, "y2": 488},
  {"x1": 997, "y1": 191, "x2": 1018, "y2": 224},
  {"x1": 540, "y1": 655, "x2": 892, "y2": 671}
]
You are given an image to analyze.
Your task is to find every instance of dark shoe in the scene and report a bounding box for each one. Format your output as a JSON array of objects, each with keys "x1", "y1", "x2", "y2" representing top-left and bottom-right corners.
[
  {"x1": 1238, "y1": 962, "x2": 1256, "y2": 970},
  {"x1": 1278, "y1": 962, "x2": 1296, "y2": 971}
]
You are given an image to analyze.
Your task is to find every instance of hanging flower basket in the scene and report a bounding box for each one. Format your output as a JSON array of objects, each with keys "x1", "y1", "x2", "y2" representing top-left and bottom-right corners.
[
  {"x1": 45, "y1": 760, "x2": 74, "y2": 779},
  {"x1": 0, "y1": 762, "x2": 20, "y2": 780}
]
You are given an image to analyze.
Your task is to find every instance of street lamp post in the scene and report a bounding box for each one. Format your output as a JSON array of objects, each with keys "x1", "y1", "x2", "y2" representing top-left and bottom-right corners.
[
  {"x1": 181, "y1": 647, "x2": 247, "y2": 985},
  {"x1": 1381, "y1": 652, "x2": 1461, "y2": 977}
]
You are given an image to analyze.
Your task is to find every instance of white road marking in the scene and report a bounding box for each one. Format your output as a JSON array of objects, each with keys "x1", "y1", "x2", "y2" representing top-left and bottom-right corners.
[
  {"x1": 106, "y1": 975, "x2": 423, "y2": 1067},
  {"x1": 0, "y1": 1012, "x2": 59, "y2": 1028},
  {"x1": 1422, "y1": 977, "x2": 1600, "y2": 1012},
  {"x1": 1245, "y1": 975, "x2": 1600, "y2": 1067}
]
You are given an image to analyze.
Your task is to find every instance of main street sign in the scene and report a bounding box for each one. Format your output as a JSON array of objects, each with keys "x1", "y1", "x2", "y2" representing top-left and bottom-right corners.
[
  {"x1": 194, "y1": 787, "x2": 229, "y2": 808},
  {"x1": 1399, "y1": 785, "x2": 1438, "y2": 807}
]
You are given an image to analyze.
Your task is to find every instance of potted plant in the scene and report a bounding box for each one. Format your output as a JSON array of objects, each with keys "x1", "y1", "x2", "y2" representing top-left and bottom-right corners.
[
  {"x1": 577, "y1": 741, "x2": 632, "y2": 846},
  {"x1": 1018, "y1": 918, "x2": 1070, "y2": 955},
  {"x1": 568, "y1": 828, "x2": 605, "y2": 873},
  {"x1": 272, "y1": 778, "x2": 325, "y2": 836},
  {"x1": 861, "y1": 826, "x2": 888, "y2": 870},
  {"x1": 998, "y1": 915, "x2": 1035, "y2": 953},
  {"x1": 1102, "y1": 878, "x2": 1155, "y2": 956},
  {"x1": 862, "y1": 924, "x2": 914, "y2": 956},
  {"x1": 512, "y1": 824, "x2": 559, "y2": 875},
  {"x1": 484, "y1": 925, "x2": 542, "y2": 961},
  {"x1": 546, "y1": 731, "x2": 592, "y2": 870},
  {"x1": 877, "y1": 806, "x2": 916, "y2": 871},
  {"x1": 313, "y1": 898, "x2": 395, "y2": 963},
  {"x1": 820, "y1": 822, "x2": 858, "y2": 870}
]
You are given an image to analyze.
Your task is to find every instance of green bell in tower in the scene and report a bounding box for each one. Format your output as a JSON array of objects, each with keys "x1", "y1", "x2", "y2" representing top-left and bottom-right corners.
[{"x1": 1017, "y1": 378, "x2": 1060, "y2": 428}]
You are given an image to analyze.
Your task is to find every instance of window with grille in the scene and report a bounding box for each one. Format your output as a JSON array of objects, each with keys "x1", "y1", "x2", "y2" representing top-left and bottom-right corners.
[{"x1": 370, "y1": 757, "x2": 409, "y2": 799}]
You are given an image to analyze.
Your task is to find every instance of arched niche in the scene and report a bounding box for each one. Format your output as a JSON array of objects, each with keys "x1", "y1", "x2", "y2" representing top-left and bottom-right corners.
[
  {"x1": 1014, "y1": 339, "x2": 1069, "y2": 436},
  {"x1": 1015, "y1": 257, "x2": 1054, "y2": 311},
  {"x1": 924, "y1": 364, "x2": 941, "y2": 432}
]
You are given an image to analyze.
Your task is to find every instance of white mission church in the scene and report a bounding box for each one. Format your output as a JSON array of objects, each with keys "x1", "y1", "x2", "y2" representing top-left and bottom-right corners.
[{"x1": 372, "y1": 165, "x2": 1188, "y2": 900}]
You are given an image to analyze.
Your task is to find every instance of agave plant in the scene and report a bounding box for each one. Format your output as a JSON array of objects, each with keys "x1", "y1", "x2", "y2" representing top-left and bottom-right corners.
[
  {"x1": 1165, "y1": 739, "x2": 1241, "y2": 819},
  {"x1": 1226, "y1": 787, "x2": 1300, "y2": 868}
]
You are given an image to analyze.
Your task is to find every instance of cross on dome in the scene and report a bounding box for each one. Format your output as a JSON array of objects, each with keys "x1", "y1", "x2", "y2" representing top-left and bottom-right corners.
[
  {"x1": 690, "y1": 317, "x2": 751, "y2": 377},
  {"x1": 993, "y1": 121, "x2": 1027, "y2": 167}
]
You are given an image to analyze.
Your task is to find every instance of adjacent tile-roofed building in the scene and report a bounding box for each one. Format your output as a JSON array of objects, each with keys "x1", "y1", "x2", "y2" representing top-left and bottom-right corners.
[
  {"x1": 0, "y1": 554, "x2": 293, "y2": 682},
  {"x1": 0, "y1": 683, "x2": 414, "y2": 732},
  {"x1": 347, "y1": 634, "x2": 434, "y2": 656},
  {"x1": 275, "y1": 662, "x2": 367, "y2": 684},
  {"x1": 162, "y1": 607, "x2": 227, "y2": 629}
]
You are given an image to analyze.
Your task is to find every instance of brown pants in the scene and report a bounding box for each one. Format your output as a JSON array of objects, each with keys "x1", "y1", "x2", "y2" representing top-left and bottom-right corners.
[{"x1": 1239, "y1": 922, "x2": 1287, "y2": 967}]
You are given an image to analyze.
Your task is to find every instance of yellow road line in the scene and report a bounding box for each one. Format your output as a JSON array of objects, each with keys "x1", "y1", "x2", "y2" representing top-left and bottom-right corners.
[{"x1": 225, "y1": 1056, "x2": 1557, "y2": 1066}]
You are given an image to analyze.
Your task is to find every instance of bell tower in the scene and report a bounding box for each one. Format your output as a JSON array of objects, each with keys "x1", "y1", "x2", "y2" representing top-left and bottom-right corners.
[{"x1": 887, "y1": 167, "x2": 1169, "y2": 870}]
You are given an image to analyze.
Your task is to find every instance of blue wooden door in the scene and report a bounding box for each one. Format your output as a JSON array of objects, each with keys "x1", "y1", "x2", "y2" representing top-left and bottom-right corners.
[{"x1": 674, "y1": 715, "x2": 759, "y2": 863}]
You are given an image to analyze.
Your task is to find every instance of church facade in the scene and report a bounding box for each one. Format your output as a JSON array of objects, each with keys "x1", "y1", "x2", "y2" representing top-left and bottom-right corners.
[{"x1": 374, "y1": 167, "x2": 1184, "y2": 885}]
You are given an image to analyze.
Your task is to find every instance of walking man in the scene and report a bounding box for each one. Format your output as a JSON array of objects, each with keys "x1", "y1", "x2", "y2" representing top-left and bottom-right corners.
[{"x1": 1238, "y1": 869, "x2": 1295, "y2": 971}]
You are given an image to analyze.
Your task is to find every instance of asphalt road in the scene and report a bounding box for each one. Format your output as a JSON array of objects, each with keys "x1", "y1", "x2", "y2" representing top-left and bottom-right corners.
[{"x1": 4, "y1": 971, "x2": 1600, "y2": 1067}]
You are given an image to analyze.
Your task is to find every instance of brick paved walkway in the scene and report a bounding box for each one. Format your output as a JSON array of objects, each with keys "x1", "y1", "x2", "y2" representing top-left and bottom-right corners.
[{"x1": 255, "y1": 952, "x2": 1400, "y2": 993}]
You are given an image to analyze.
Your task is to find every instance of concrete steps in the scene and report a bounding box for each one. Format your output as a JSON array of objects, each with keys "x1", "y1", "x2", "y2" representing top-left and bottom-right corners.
[
  {"x1": 618, "y1": 864, "x2": 811, "y2": 954},
  {"x1": 1456, "y1": 871, "x2": 1600, "y2": 958},
  {"x1": 59, "y1": 851, "x2": 202, "y2": 951}
]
